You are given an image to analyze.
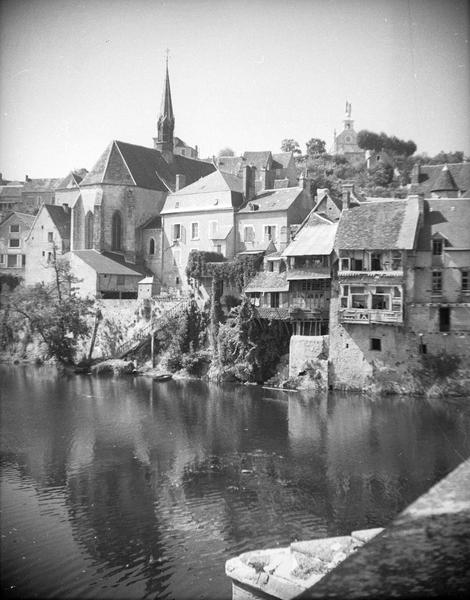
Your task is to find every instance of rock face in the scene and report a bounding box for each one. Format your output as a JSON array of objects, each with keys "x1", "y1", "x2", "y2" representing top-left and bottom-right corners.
[
  {"x1": 225, "y1": 528, "x2": 384, "y2": 600},
  {"x1": 90, "y1": 359, "x2": 135, "y2": 376}
]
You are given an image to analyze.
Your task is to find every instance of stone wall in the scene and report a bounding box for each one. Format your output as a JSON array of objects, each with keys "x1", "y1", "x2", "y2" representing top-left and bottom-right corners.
[{"x1": 289, "y1": 335, "x2": 328, "y2": 377}]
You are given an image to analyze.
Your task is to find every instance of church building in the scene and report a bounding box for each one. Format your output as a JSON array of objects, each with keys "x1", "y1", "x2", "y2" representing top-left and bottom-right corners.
[
  {"x1": 64, "y1": 60, "x2": 214, "y2": 291},
  {"x1": 333, "y1": 102, "x2": 364, "y2": 163}
]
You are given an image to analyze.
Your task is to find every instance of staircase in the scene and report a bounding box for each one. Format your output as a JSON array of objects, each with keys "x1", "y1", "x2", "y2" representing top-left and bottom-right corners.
[{"x1": 114, "y1": 299, "x2": 190, "y2": 359}]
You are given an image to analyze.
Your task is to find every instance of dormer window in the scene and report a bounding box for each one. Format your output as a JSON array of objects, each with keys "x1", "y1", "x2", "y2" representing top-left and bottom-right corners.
[{"x1": 432, "y1": 239, "x2": 443, "y2": 255}]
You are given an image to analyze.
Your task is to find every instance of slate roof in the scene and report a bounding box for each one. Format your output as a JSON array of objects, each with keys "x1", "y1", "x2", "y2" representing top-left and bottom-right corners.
[
  {"x1": 23, "y1": 178, "x2": 61, "y2": 192},
  {"x1": 245, "y1": 270, "x2": 289, "y2": 293},
  {"x1": 417, "y1": 198, "x2": 470, "y2": 250},
  {"x1": 243, "y1": 151, "x2": 271, "y2": 169},
  {"x1": 81, "y1": 140, "x2": 215, "y2": 191},
  {"x1": 0, "y1": 185, "x2": 22, "y2": 198},
  {"x1": 71, "y1": 250, "x2": 145, "y2": 276},
  {"x1": 272, "y1": 152, "x2": 293, "y2": 169},
  {"x1": 416, "y1": 163, "x2": 470, "y2": 196},
  {"x1": 335, "y1": 198, "x2": 421, "y2": 250},
  {"x1": 283, "y1": 221, "x2": 338, "y2": 257},
  {"x1": 216, "y1": 156, "x2": 244, "y2": 176},
  {"x1": 142, "y1": 216, "x2": 162, "y2": 229},
  {"x1": 160, "y1": 170, "x2": 243, "y2": 214},
  {"x1": 44, "y1": 205, "x2": 71, "y2": 239},
  {"x1": 0, "y1": 211, "x2": 35, "y2": 228},
  {"x1": 429, "y1": 165, "x2": 458, "y2": 192},
  {"x1": 238, "y1": 187, "x2": 303, "y2": 213},
  {"x1": 56, "y1": 169, "x2": 88, "y2": 190}
]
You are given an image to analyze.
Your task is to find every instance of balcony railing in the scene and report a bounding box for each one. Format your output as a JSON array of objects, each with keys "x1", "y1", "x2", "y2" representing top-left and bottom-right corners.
[
  {"x1": 339, "y1": 308, "x2": 403, "y2": 324},
  {"x1": 338, "y1": 270, "x2": 404, "y2": 278}
]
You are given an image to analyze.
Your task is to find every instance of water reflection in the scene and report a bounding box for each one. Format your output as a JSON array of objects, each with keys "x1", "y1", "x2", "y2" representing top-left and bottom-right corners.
[{"x1": 1, "y1": 366, "x2": 469, "y2": 599}]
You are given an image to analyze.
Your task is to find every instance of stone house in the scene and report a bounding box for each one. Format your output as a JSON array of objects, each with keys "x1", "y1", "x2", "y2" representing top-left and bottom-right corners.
[
  {"x1": 244, "y1": 211, "x2": 337, "y2": 335},
  {"x1": 411, "y1": 162, "x2": 470, "y2": 198},
  {"x1": 0, "y1": 211, "x2": 35, "y2": 277},
  {"x1": 66, "y1": 250, "x2": 144, "y2": 299},
  {"x1": 21, "y1": 176, "x2": 62, "y2": 213},
  {"x1": 160, "y1": 168, "x2": 244, "y2": 292},
  {"x1": 173, "y1": 136, "x2": 198, "y2": 159},
  {"x1": 328, "y1": 196, "x2": 422, "y2": 389},
  {"x1": 217, "y1": 150, "x2": 298, "y2": 192},
  {"x1": 0, "y1": 185, "x2": 24, "y2": 219},
  {"x1": 407, "y1": 197, "x2": 470, "y2": 355},
  {"x1": 236, "y1": 176, "x2": 312, "y2": 254},
  {"x1": 24, "y1": 204, "x2": 71, "y2": 285}
]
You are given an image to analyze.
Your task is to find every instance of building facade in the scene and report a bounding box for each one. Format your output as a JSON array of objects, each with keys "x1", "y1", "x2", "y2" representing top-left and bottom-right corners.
[{"x1": 0, "y1": 212, "x2": 35, "y2": 277}]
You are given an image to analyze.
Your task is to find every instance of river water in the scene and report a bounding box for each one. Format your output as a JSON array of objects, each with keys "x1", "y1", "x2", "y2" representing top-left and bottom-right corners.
[{"x1": 1, "y1": 365, "x2": 469, "y2": 600}]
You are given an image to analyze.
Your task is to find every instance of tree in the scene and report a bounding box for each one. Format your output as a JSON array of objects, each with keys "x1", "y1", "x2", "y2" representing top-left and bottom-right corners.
[
  {"x1": 218, "y1": 147, "x2": 235, "y2": 157},
  {"x1": 306, "y1": 138, "x2": 326, "y2": 157},
  {"x1": 281, "y1": 139, "x2": 301, "y2": 154},
  {"x1": 357, "y1": 130, "x2": 416, "y2": 157},
  {"x1": 7, "y1": 253, "x2": 94, "y2": 364}
]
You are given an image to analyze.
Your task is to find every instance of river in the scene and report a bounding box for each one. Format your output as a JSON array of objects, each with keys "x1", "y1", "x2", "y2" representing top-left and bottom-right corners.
[{"x1": 1, "y1": 365, "x2": 469, "y2": 599}]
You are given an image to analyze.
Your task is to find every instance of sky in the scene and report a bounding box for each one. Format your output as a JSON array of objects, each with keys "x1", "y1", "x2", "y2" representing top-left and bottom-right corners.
[{"x1": 0, "y1": 0, "x2": 469, "y2": 180}]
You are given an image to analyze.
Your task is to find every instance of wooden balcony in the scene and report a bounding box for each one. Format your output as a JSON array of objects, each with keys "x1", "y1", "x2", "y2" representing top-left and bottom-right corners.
[{"x1": 339, "y1": 308, "x2": 403, "y2": 324}]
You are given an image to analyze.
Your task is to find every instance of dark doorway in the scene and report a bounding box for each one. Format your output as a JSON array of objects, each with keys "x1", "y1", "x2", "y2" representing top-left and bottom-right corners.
[{"x1": 439, "y1": 307, "x2": 450, "y2": 332}]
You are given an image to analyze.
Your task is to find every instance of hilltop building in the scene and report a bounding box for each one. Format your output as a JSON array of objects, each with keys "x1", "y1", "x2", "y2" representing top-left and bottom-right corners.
[{"x1": 333, "y1": 102, "x2": 364, "y2": 163}]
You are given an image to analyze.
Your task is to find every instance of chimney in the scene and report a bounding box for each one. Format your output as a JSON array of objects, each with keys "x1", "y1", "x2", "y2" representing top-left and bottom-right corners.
[
  {"x1": 341, "y1": 182, "x2": 354, "y2": 210},
  {"x1": 195, "y1": 145, "x2": 199, "y2": 158},
  {"x1": 25, "y1": 174, "x2": 31, "y2": 182},
  {"x1": 260, "y1": 166, "x2": 269, "y2": 192},
  {"x1": 243, "y1": 165, "x2": 256, "y2": 202},
  {"x1": 175, "y1": 174, "x2": 186, "y2": 191}
]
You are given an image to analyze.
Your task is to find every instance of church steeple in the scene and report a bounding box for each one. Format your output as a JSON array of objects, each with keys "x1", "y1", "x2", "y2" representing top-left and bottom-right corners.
[{"x1": 154, "y1": 53, "x2": 175, "y2": 161}]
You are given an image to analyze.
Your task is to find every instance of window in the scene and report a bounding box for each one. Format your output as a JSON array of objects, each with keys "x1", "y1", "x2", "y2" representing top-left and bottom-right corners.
[
  {"x1": 9, "y1": 238, "x2": 20, "y2": 247},
  {"x1": 341, "y1": 258, "x2": 350, "y2": 271},
  {"x1": 439, "y1": 307, "x2": 450, "y2": 332},
  {"x1": 149, "y1": 238, "x2": 155, "y2": 255},
  {"x1": 0, "y1": 254, "x2": 4, "y2": 264},
  {"x1": 48, "y1": 231, "x2": 54, "y2": 243},
  {"x1": 112, "y1": 211, "x2": 122, "y2": 250},
  {"x1": 85, "y1": 212, "x2": 94, "y2": 249},
  {"x1": 10, "y1": 224, "x2": 19, "y2": 233},
  {"x1": 172, "y1": 223, "x2": 181, "y2": 242},
  {"x1": 22, "y1": 255, "x2": 26, "y2": 266},
  {"x1": 215, "y1": 244, "x2": 222, "y2": 254},
  {"x1": 391, "y1": 251, "x2": 402, "y2": 270},
  {"x1": 270, "y1": 292, "x2": 280, "y2": 308},
  {"x1": 244, "y1": 225, "x2": 255, "y2": 243},
  {"x1": 264, "y1": 225, "x2": 277, "y2": 242},
  {"x1": 432, "y1": 271, "x2": 442, "y2": 293},
  {"x1": 267, "y1": 261, "x2": 274, "y2": 272},
  {"x1": 209, "y1": 221, "x2": 218, "y2": 239},
  {"x1": 370, "y1": 338, "x2": 382, "y2": 351},
  {"x1": 7, "y1": 255, "x2": 17, "y2": 268},
  {"x1": 47, "y1": 252, "x2": 52, "y2": 263},
  {"x1": 250, "y1": 292, "x2": 261, "y2": 307},
  {"x1": 351, "y1": 258, "x2": 363, "y2": 270},
  {"x1": 462, "y1": 271, "x2": 469, "y2": 292},
  {"x1": 191, "y1": 222, "x2": 199, "y2": 240},
  {"x1": 371, "y1": 253, "x2": 382, "y2": 271},
  {"x1": 432, "y1": 239, "x2": 443, "y2": 255}
]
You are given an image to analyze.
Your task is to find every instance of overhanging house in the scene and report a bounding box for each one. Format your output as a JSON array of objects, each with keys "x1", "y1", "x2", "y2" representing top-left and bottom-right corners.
[
  {"x1": 282, "y1": 212, "x2": 338, "y2": 335},
  {"x1": 328, "y1": 196, "x2": 422, "y2": 389}
]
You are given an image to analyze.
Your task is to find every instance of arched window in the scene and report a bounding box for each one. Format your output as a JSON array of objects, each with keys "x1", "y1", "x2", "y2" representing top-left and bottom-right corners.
[
  {"x1": 85, "y1": 211, "x2": 94, "y2": 249},
  {"x1": 149, "y1": 238, "x2": 155, "y2": 255},
  {"x1": 112, "y1": 211, "x2": 122, "y2": 251}
]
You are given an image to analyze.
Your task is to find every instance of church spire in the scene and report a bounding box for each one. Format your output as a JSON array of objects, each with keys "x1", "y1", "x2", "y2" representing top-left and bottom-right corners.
[{"x1": 154, "y1": 51, "x2": 175, "y2": 160}]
